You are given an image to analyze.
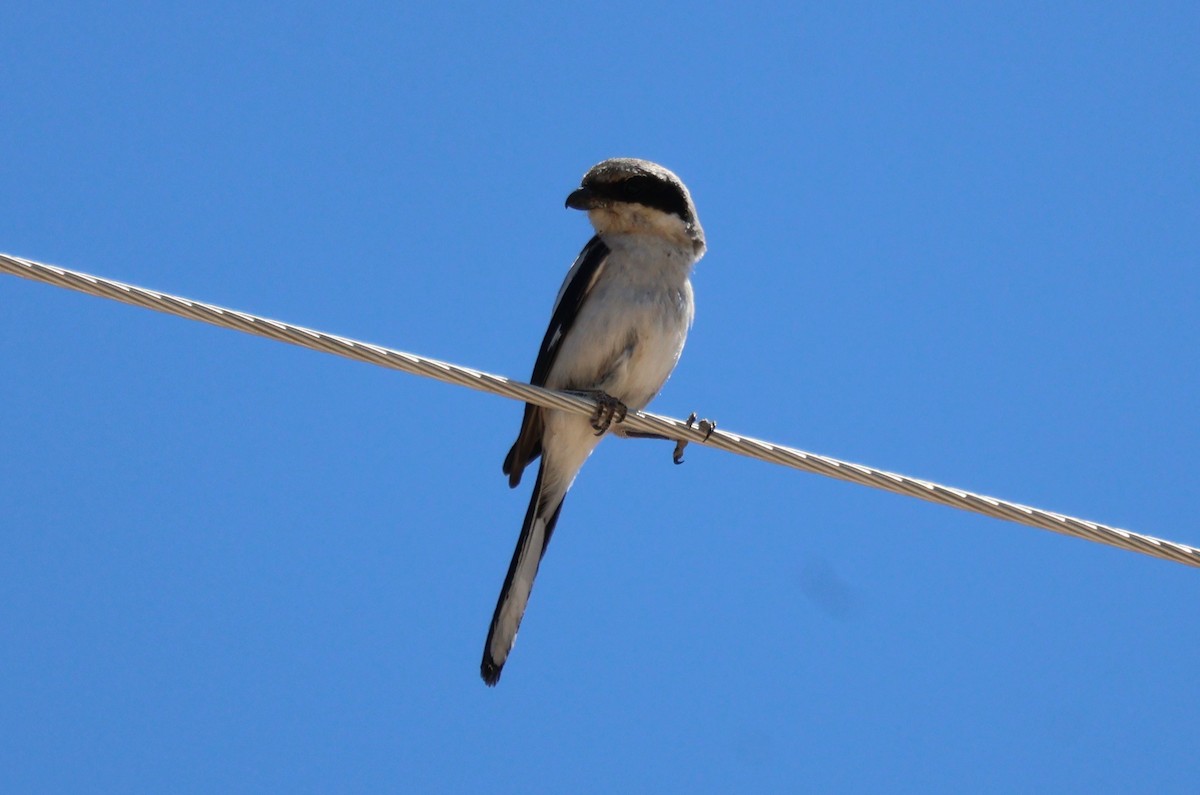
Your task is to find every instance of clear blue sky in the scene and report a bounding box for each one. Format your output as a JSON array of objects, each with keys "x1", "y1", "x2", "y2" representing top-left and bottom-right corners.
[{"x1": 3, "y1": 3, "x2": 1197, "y2": 792}]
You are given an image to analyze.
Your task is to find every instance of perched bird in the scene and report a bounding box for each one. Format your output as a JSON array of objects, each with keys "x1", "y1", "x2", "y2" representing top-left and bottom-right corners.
[{"x1": 482, "y1": 158, "x2": 706, "y2": 685}]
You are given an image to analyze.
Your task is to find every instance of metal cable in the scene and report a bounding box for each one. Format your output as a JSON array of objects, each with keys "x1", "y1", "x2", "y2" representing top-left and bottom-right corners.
[{"x1": 3, "y1": 251, "x2": 1197, "y2": 568}]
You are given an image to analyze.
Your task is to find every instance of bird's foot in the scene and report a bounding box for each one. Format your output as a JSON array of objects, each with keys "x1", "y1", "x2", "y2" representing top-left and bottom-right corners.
[
  {"x1": 673, "y1": 412, "x2": 717, "y2": 465},
  {"x1": 589, "y1": 392, "x2": 628, "y2": 436}
]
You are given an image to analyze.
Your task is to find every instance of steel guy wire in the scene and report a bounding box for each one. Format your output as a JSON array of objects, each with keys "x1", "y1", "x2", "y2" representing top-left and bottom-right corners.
[{"x1": 3, "y1": 251, "x2": 1197, "y2": 568}]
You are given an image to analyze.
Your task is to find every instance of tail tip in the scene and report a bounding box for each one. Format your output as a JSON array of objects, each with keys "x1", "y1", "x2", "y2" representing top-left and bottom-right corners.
[{"x1": 481, "y1": 657, "x2": 503, "y2": 687}]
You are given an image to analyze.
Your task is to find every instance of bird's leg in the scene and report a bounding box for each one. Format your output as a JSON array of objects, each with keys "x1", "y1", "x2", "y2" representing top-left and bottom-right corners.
[
  {"x1": 592, "y1": 393, "x2": 627, "y2": 435},
  {"x1": 573, "y1": 391, "x2": 628, "y2": 435},
  {"x1": 619, "y1": 411, "x2": 717, "y2": 464},
  {"x1": 672, "y1": 412, "x2": 717, "y2": 465}
]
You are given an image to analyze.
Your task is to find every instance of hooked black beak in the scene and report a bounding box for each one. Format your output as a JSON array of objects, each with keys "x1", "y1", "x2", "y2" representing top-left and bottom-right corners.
[{"x1": 565, "y1": 187, "x2": 596, "y2": 210}]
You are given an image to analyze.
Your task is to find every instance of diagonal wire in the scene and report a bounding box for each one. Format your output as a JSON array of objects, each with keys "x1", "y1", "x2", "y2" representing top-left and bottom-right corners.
[{"x1": 2, "y1": 251, "x2": 1197, "y2": 568}]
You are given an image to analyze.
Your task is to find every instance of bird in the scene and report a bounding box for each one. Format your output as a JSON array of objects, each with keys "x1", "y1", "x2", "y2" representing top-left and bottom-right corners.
[{"x1": 481, "y1": 158, "x2": 706, "y2": 685}]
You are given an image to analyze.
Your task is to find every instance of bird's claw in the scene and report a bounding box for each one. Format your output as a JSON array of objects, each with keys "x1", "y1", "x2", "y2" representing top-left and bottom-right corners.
[
  {"x1": 673, "y1": 412, "x2": 717, "y2": 464},
  {"x1": 590, "y1": 393, "x2": 628, "y2": 435}
]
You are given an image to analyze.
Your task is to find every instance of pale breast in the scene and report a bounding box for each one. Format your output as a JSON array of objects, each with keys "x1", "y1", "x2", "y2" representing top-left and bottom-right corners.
[{"x1": 545, "y1": 238, "x2": 695, "y2": 410}]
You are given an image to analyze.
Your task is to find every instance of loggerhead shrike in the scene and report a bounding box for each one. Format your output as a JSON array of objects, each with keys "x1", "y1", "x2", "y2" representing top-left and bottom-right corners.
[{"x1": 482, "y1": 158, "x2": 706, "y2": 685}]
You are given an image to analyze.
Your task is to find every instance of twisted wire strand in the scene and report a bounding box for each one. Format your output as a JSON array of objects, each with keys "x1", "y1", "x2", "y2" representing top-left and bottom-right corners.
[{"x1": 3, "y1": 252, "x2": 1197, "y2": 568}]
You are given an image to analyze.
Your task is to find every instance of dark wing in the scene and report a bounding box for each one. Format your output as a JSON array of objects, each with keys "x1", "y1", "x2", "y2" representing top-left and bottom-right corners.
[{"x1": 502, "y1": 234, "x2": 611, "y2": 487}]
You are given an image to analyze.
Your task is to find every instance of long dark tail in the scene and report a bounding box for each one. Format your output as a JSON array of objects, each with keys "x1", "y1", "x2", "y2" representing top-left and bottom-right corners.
[{"x1": 481, "y1": 462, "x2": 566, "y2": 685}]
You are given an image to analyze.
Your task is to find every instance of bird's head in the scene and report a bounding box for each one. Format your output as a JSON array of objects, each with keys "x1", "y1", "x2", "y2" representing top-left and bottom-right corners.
[{"x1": 565, "y1": 158, "x2": 705, "y2": 256}]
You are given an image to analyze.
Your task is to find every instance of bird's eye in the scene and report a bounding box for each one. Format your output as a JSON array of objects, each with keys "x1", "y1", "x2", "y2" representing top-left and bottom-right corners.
[
  {"x1": 617, "y1": 177, "x2": 650, "y2": 203},
  {"x1": 609, "y1": 176, "x2": 689, "y2": 220}
]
